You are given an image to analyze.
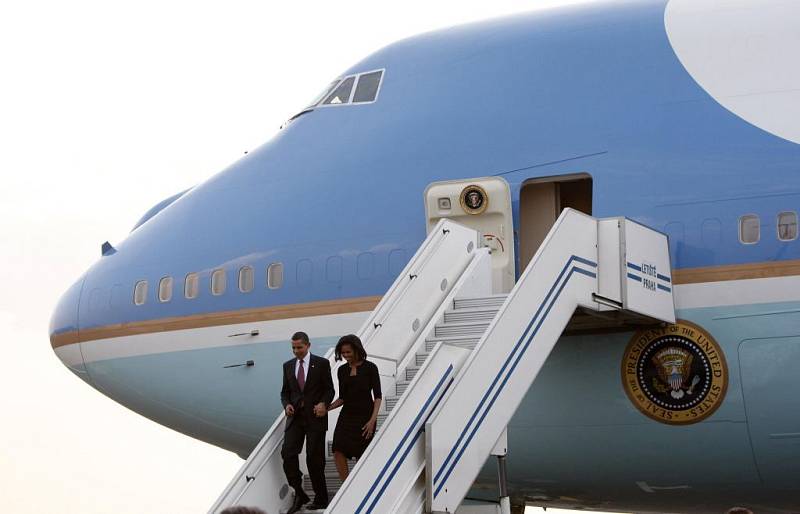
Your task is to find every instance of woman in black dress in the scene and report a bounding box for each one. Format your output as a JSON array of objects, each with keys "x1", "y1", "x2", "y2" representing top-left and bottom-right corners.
[{"x1": 327, "y1": 334, "x2": 382, "y2": 481}]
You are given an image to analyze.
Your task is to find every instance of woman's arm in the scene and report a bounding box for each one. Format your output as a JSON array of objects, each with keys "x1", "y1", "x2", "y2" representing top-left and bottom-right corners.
[
  {"x1": 327, "y1": 365, "x2": 347, "y2": 411},
  {"x1": 362, "y1": 362, "x2": 383, "y2": 439},
  {"x1": 361, "y1": 397, "x2": 382, "y2": 438}
]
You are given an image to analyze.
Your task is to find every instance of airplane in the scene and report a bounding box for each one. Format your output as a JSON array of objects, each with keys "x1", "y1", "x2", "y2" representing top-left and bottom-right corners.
[{"x1": 49, "y1": 0, "x2": 800, "y2": 512}]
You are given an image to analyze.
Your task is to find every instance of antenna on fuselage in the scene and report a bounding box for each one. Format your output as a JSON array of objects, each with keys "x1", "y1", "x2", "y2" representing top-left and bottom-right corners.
[{"x1": 101, "y1": 241, "x2": 116, "y2": 256}]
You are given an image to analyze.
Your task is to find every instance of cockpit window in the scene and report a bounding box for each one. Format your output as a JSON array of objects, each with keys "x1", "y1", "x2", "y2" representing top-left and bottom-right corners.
[
  {"x1": 322, "y1": 76, "x2": 356, "y2": 105},
  {"x1": 308, "y1": 79, "x2": 341, "y2": 108},
  {"x1": 353, "y1": 70, "x2": 383, "y2": 103}
]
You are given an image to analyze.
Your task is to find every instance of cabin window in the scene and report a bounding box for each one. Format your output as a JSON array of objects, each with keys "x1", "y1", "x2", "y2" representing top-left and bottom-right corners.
[
  {"x1": 267, "y1": 262, "x2": 284, "y2": 289},
  {"x1": 133, "y1": 280, "x2": 148, "y2": 305},
  {"x1": 239, "y1": 266, "x2": 254, "y2": 293},
  {"x1": 322, "y1": 76, "x2": 355, "y2": 105},
  {"x1": 110, "y1": 284, "x2": 125, "y2": 309},
  {"x1": 357, "y1": 252, "x2": 374, "y2": 279},
  {"x1": 739, "y1": 214, "x2": 760, "y2": 244},
  {"x1": 211, "y1": 269, "x2": 227, "y2": 295},
  {"x1": 158, "y1": 276, "x2": 173, "y2": 303},
  {"x1": 389, "y1": 249, "x2": 407, "y2": 276},
  {"x1": 778, "y1": 211, "x2": 798, "y2": 241},
  {"x1": 184, "y1": 273, "x2": 199, "y2": 299},
  {"x1": 326, "y1": 256, "x2": 343, "y2": 283},
  {"x1": 296, "y1": 259, "x2": 312, "y2": 286},
  {"x1": 353, "y1": 70, "x2": 383, "y2": 103}
]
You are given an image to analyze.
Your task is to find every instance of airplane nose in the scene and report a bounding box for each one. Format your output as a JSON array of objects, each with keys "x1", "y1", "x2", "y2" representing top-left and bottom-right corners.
[{"x1": 50, "y1": 274, "x2": 91, "y2": 382}]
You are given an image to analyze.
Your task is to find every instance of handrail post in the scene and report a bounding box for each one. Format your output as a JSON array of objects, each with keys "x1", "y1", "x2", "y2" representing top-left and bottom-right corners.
[{"x1": 496, "y1": 455, "x2": 511, "y2": 514}]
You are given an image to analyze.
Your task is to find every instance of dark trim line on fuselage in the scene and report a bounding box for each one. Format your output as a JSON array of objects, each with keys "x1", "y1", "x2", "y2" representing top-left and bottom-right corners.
[{"x1": 50, "y1": 259, "x2": 800, "y2": 348}]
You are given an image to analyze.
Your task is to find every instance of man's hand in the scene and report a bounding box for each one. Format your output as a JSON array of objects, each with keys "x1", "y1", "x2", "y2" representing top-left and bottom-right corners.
[
  {"x1": 313, "y1": 403, "x2": 327, "y2": 417},
  {"x1": 285, "y1": 405, "x2": 295, "y2": 417}
]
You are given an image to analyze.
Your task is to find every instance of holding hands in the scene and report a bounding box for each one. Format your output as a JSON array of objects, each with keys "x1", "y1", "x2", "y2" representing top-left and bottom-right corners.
[{"x1": 314, "y1": 402, "x2": 327, "y2": 417}]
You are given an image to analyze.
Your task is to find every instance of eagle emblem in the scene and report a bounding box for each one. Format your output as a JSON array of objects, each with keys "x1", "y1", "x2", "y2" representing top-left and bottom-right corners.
[
  {"x1": 621, "y1": 320, "x2": 728, "y2": 425},
  {"x1": 652, "y1": 347, "x2": 697, "y2": 399}
]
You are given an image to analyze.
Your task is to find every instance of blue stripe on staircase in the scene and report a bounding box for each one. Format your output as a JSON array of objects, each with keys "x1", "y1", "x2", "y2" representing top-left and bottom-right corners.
[
  {"x1": 355, "y1": 364, "x2": 454, "y2": 514},
  {"x1": 432, "y1": 255, "x2": 596, "y2": 496}
]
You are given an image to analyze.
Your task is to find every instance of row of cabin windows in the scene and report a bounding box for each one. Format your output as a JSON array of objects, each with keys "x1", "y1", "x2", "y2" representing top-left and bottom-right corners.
[
  {"x1": 131, "y1": 213, "x2": 795, "y2": 305},
  {"x1": 133, "y1": 263, "x2": 284, "y2": 306},
  {"x1": 739, "y1": 211, "x2": 797, "y2": 244}
]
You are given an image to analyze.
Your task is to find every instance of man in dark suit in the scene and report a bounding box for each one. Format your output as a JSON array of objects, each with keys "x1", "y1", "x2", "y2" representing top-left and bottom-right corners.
[{"x1": 280, "y1": 331, "x2": 335, "y2": 513}]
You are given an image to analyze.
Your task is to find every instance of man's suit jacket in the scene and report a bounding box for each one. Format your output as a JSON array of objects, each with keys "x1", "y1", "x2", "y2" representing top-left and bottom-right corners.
[{"x1": 280, "y1": 353, "x2": 335, "y2": 431}]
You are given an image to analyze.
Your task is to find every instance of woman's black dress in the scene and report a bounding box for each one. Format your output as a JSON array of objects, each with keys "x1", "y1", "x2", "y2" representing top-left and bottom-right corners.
[{"x1": 332, "y1": 360, "x2": 382, "y2": 459}]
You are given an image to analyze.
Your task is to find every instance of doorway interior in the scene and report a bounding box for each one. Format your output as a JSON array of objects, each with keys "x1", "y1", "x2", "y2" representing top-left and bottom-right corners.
[{"x1": 519, "y1": 173, "x2": 593, "y2": 271}]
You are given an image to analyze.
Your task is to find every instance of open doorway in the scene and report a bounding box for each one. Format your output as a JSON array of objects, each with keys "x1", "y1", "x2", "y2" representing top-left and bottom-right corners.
[{"x1": 519, "y1": 173, "x2": 592, "y2": 271}]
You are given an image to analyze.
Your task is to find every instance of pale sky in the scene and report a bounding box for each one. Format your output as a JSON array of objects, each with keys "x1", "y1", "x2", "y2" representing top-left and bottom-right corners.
[{"x1": 0, "y1": 1, "x2": 600, "y2": 512}]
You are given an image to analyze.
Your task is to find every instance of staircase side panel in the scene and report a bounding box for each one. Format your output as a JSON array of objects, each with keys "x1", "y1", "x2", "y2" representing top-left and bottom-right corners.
[
  {"x1": 369, "y1": 221, "x2": 481, "y2": 362},
  {"x1": 327, "y1": 344, "x2": 471, "y2": 514},
  {"x1": 210, "y1": 219, "x2": 479, "y2": 514},
  {"x1": 426, "y1": 209, "x2": 599, "y2": 513}
]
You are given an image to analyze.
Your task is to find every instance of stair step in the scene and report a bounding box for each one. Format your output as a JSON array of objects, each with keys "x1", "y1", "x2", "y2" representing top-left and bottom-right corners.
[
  {"x1": 301, "y1": 476, "x2": 341, "y2": 503},
  {"x1": 434, "y1": 321, "x2": 490, "y2": 338},
  {"x1": 395, "y1": 380, "x2": 410, "y2": 396},
  {"x1": 415, "y1": 352, "x2": 428, "y2": 366},
  {"x1": 404, "y1": 366, "x2": 420, "y2": 381},
  {"x1": 443, "y1": 306, "x2": 501, "y2": 323},
  {"x1": 377, "y1": 412, "x2": 388, "y2": 428},
  {"x1": 453, "y1": 294, "x2": 507, "y2": 310},
  {"x1": 385, "y1": 395, "x2": 401, "y2": 411},
  {"x1": 295, "y1": 506, "x2": 330, "y2": 513},
  {"x1": 425, "y1": 336, "x2": 480, "y2": 352}
]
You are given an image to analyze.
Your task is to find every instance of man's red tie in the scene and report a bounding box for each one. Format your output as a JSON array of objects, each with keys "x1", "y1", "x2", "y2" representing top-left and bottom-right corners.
[{"x1": 297, "y1": 359, "x2": 305, "y2": 391}]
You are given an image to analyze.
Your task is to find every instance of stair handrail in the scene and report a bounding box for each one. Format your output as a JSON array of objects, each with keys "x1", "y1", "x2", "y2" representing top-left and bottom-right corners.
[
  {"x1": 210, "y1": 219, "x2": 480, "y2": 513},
  {"x1": 360, "y1": 219, "x2": 481, "y2": 363},
  {"x1": 325, "y1": 343, "x2": 473, "y2": 514},
  {"x1": 425, "y1": 208, "x2": 601, "y2": 513},
  {"x1": 356, "y1": 218, "x2": 470, "y2": 353}
]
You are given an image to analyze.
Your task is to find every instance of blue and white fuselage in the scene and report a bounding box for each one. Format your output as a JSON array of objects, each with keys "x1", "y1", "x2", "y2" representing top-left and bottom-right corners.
[{"x1": 50, "y1": 1, "x2": 800, "y2": 512}]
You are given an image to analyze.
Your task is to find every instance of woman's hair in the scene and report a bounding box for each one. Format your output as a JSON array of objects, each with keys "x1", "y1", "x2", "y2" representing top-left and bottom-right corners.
[{"x1": 335, "y1": 334, "x2": 368, "y2": 362}]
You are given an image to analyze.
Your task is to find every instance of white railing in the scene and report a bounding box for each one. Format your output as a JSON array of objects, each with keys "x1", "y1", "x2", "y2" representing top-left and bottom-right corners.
[
  {"x1": 359, "y1": 219, "x2": 481, "y2": 362},
  {"x1": 395, "y1": 248, "x2": 492, "y2": 377},
  {"x1": 210, "y1": 219, "x2": 481, "y2": 513},
  {"x1": 325, "y1": 343, "x2": 472, "y2": 514},
  {"x1": 426, "y1": 209, "x2": 674, "y2": 512}
]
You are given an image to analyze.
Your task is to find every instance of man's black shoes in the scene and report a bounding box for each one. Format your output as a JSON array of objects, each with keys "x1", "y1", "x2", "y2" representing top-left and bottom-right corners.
[
  {"x1": 286, "y1": 490, "x2": 310, "y2": 514},
  {"x1": 305, "y1": 501, "x2": 328, "y2": 511}
]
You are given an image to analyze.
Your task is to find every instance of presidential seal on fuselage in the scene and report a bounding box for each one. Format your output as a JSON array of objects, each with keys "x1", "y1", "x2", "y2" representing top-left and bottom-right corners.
[{"x1": 621, "y1": 320, "x2": 728, "y2": 425}]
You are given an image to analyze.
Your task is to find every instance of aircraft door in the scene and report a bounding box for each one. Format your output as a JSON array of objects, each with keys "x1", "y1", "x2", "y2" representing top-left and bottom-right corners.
[
  {"x1": 519, "y1": 174, "x2": 592, "y2": 271},
  {"x1": 424, "y1": 177, "x2": 514, "y2": 293}
]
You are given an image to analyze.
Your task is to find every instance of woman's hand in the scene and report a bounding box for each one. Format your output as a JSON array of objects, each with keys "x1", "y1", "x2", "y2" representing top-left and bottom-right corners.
[{"x1": 362, "y1": 418, "x2": 377, "y2": 439}]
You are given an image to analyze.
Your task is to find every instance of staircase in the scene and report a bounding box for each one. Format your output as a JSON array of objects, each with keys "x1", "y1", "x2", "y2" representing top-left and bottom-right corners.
[
  {"x1": 294, "y1": 293, "x2": 507, "y2": 512},
  {"x1": 210, "y1": 210, "x2": 676, "y2": 514}
]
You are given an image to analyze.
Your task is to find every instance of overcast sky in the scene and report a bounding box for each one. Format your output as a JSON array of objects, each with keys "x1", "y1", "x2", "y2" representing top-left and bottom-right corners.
[{"x1": 0, "y1": 1, "x2": 598, "y2": 512}]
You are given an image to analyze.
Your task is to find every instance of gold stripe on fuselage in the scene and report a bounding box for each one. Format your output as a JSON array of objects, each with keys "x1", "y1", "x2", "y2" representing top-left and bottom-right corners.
[
  {"x1": 50, "y1": 259, "x2": 800, "y2": 349},
  {"x1": 671, "y1": 258, "x2": 800, "y2": 284},
  {"x1": 50, "y1": 296, "x2": 382, "y2": 349}
]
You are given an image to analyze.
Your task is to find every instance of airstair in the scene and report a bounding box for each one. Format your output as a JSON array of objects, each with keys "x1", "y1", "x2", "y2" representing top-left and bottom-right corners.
[{"x1": 210, "y1": 209, "x2": 675, "y2": 514}]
